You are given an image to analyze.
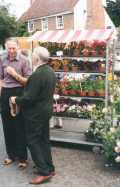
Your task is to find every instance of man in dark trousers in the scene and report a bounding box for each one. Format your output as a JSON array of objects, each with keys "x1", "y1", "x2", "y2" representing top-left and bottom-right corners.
[
  {"x1": 0, "y1": 38, "x2": 31, "y2": 168},
  {"x1": 11, "y1": 46, "x2": 56, "y2": 185}
]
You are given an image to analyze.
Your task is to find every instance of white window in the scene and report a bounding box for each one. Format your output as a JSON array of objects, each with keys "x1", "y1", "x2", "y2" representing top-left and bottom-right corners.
[
  {"x1": 41, "y1": 18, "x2": 48, "y2": 31},
  {"x1": 28, "y1": 21, "x2": 34, "y2": 32},
  {"x1": 56, "y1": 15, "x2": 64, "y2": 29}
]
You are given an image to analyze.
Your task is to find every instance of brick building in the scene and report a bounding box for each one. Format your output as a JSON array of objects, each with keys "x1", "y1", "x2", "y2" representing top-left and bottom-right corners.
[{"x1": 20, "y1": 0, "x2": 115, "y2": 32}]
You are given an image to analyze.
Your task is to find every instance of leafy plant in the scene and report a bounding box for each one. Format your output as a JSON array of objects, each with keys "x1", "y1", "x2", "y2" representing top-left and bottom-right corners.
[
  {"x1": 85, "y1": 119, "x2": 111, "y2": 143},
  {"x1": 102, "y1": 127, "x2": 120, "y2": 163}
]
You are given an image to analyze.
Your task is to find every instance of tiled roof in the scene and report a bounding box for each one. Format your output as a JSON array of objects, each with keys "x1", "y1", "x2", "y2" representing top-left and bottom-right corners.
[{"x1": 20, "y1": 0, "x2": 78, "y2": 21}]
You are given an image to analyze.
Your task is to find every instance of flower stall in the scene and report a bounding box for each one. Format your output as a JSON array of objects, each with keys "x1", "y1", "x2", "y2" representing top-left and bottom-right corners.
[{"x1": 29, "y1": 29, "x2": 114, "y2": 147}]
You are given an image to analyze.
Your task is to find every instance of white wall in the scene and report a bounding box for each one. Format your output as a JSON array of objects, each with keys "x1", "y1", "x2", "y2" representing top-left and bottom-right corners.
[
  {"x1": 102, "y1": 0, "x2": 106, "y2": 7},
  {"x1": 74, "y1": 0, "x2": 87, "y2": 30},
  {"x1": 104, "y1": 9, "x2": 116, "y2": 31}
]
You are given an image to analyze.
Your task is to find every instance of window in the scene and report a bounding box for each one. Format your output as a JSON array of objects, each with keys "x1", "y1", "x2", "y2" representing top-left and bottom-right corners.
[
  {"x1": 56, "y1": 15, "x2": 64, "y2": 29},
  {"x1": 41, "y1": 18, "x2": 48, "y2": 31},
  {"x1": 28, "y1": 21, "x2": 34, "y2": 32}
]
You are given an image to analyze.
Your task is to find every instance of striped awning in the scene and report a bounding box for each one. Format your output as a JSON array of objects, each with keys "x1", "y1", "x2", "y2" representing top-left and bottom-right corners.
[{"x1": 29, "y1": 29, "x2": 113, "y2": 43}]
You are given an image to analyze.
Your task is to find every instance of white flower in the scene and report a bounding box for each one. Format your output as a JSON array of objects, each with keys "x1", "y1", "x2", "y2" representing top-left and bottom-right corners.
[
  {"x1": 110, "y1": 95, "x2": 114, "y2": 103},
  {"x1": 68, "y1": 105, "x2": 76, "y2": 111},
  {"x1": 115, "y1": 156, "x2": 120, "y2": 163},
  {"x1": 114, "y1": 146, "x2": 120, "y2": 153},
  {"x1": 87, "y1": 105, "x2": 93, "y2": 112},
  {"x1": 116, "y1": 87, "x2": 120, "y2": 94},
  {"x1": 92, "y1": 104, "x2": 96, "y2": 108},
  {"x1": 116, "y1": 140, "x2": 120, "y2": 147},
  {"x1": 110, "y1": 127, "x2": 116, "y2": 133},
  {"x1": 54, "y1": 94, "x2": 60, "y2": 100},
  {"x1": 102, "y1": 108, "x2": 108, "y2": 113},
  {"x1": 114, "y1": 75, "x2": 117, "y2": 81}
]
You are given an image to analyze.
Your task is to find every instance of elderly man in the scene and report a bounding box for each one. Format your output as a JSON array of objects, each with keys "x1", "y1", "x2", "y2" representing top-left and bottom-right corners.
[
  {"x1": 11, "y1": 46, "x2": 56, "y2": 185},
  {"x1": 0, "y1": 38, "x2": 32, "y2": 167}
]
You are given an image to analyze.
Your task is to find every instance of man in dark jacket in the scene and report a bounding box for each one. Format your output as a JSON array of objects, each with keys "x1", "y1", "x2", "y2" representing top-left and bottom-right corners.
[{"x1": 11, "y1": 46, "x2": 56, "y2": 185}]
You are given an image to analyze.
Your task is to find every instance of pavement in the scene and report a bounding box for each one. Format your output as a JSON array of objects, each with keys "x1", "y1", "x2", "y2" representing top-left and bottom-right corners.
[{"x1": 0, "y1": 117, "x2": 120, "y2": 186}]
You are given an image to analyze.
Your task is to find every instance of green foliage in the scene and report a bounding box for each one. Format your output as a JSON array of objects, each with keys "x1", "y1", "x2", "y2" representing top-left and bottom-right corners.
[
  {"x1": 106, "y1": 0, "x2": 120, "y2": 27},
  {"x1": 85, "y1": 119, "x2": 112, "y2": 143},
  {"x1": 16, "y1": 22, "x2": 29, "y2": 37},
  {"x1": 0, "y1": 5, "x2": 17, "y2": 47},
  {"x1": 102, "y1": 127, "x2": 120, "y2": 162}
]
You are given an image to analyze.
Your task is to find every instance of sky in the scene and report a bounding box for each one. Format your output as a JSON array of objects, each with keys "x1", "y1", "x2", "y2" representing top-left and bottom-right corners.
[{"x1": 0, "y1": 0, "x2": 30, "y2": 18}]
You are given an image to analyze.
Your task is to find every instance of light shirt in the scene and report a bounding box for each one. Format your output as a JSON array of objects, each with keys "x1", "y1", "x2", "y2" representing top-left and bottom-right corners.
[{"x1": 0, "y1": 53, "x2": 32, "y2": 88}]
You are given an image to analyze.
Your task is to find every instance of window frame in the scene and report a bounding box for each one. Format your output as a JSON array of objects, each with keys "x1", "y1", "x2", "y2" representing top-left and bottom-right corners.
[
  {"x1": 41, "y1": 18, "x2": 48, "y2": 31},
  {"x1": 28, "y1": 20, "x2": 34, "y2": 32},
  {"x1": 56, "y1": 15, "x2": 64, "y2": 30}
]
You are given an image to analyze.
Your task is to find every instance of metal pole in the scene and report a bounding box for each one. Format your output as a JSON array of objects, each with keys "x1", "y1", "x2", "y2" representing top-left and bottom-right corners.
[{"x1": 105, "y1": 42, "x2": 109, "y2": 111}]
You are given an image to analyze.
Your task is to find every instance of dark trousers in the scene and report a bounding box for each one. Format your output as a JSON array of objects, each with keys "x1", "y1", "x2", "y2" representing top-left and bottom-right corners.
[
  {"x1": 25, "y1": 118, "x2": 55, "y2": 176},
  {"x1": 1, "y1": 87, "x2": 27, "y2": 161}
]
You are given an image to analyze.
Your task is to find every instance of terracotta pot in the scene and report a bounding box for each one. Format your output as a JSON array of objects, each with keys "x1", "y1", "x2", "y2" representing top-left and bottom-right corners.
[
  {"x1": 63, "y1": 65, "x2": 69, "y2": 72},
  {"x1": 99, "y1": 64, "x2": 106, "y2": 73},
  {"x1": 76, "y1": 90, "x2": 82, "y2": 96},
  {"x1": 96, "y1": 91, "x2": 105, "y2": 97},
  {"x1": 63, "y1": 90, "x2": 69, "y2": 95},
  {"x1": 72, "y1": 66, "x2": 79, "y2": 72},
  {"x1": 69, "y1": 90, "x2": 76, "y2": 95},
  {"x1": 73, "y1": 49, "x2": 80, "y2": 57},
  {"x1": 87, "y1": 91, "x2": 96, "y2": 97},
  {"x1": 80, "y1": 91, "x2": 87, "y2": 97}
]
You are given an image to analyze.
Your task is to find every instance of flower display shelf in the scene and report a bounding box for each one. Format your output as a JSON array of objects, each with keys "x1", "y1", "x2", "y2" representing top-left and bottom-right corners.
[
  {"x1": 56, "y1": 95, "x2": 105, "y2": 101},
  {"x1": 30, "y1": 29, "x2": 113, "y2": 146},
  {"x1": 49, "y1": 41, "x2": 110, "y2": 146},
  {"x1": 50, "y1": 56, "x2": 106, "y2": 62}
]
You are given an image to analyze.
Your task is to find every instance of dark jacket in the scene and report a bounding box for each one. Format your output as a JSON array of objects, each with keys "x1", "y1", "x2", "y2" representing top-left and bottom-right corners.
[{"x1": 16, "y1": 64, "x2": 56, "y2": 121}]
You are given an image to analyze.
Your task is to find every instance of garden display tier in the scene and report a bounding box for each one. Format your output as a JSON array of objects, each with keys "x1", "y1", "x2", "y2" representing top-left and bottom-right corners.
[
  {"x1": 30, "y1": 29, "x2": 113, "y2": 146},
  {"x1": 53, "y1": 96, "x2": 104, "y2": 119},
  {"x1": 46, "y1": 38, "x2": 111, "y2": 121}
]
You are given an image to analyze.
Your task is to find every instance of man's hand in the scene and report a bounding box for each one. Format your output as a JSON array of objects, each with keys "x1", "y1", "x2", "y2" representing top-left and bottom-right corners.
[
  {"x1": 10, "y1": 96, "x2": 16, "y2": 104},
  {"x1": 6, "y1": 66, "x2": 28, "y2": 86},
  {"x1": 6, "y1": 66, "x2": 17, "y2": 78}
]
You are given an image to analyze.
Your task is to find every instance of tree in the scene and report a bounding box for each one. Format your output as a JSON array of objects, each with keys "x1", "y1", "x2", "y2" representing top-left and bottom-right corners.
[
  {"x1": 106, "y1": 0, "x2": 120, "y2": 27},
  {"x1": 16, "y1": 22, "x2": 30, "y2": 37},
  {"x1": 0, "y1": 5, "x2": 17, "y2": 47}
]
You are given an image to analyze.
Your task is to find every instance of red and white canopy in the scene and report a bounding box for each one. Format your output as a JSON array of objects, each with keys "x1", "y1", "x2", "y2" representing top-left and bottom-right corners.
[{"x1": 29, "y1": 29, "x2": 113, "y2": 43}]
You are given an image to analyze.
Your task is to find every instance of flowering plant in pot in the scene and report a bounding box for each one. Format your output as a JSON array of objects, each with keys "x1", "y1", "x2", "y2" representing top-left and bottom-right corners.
[
  {"x1": 85, "y1": 79, "x2": 96, "y2": 97},
  {"x1": 98, "y1": 62, "x2": 106, "y2": 73},
  {"x1": 62, "y1": 59, "x2": 71, "y2": 72},
  {"x1": 85, "y1": 119, "x2": 111, "y2": 143},
  {"x1": 71, "y1": 60, "x2": 79, "y2": 72},
  {"x1": 84, "y1": 103, "x2": 109, "y2": 142},
  {"x1": 95, "y1": 76, "x2": 105, "y2": 97},
  {"x1": 92, "y1": 41, "x2": 106, "y2": 57},
  {"x1": 102, "y1": 127, "x2": 120, "y2": 166}
]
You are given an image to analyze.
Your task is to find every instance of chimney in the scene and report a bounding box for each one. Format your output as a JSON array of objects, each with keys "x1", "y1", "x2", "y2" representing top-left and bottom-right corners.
[
  {"x1": 86, "y1": 0, "x2": 105, "y2": 29},
  {"x1": 30, "y1": 0, "x2": 35, "y2": 5}
]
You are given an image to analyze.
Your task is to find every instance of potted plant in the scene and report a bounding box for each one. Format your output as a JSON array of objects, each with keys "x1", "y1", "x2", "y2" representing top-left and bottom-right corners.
[
  {"x1": 95, "y1": 76, "x2": 105, "y2": 97},
  {"x1": 85, "y1": 80, "x2": 96, "y2": 97},
  {"x1": 99, "y1": 62, "x2": 106, "y2": 73},
  {"x1": 71, "y1": 60, "x2": 79, "y2": 72},
  {"x1": 102, "y1": 127, "x2": 120, "y2": 166}
]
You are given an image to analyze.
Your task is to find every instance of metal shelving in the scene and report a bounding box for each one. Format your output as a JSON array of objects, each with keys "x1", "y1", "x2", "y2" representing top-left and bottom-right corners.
[
  {"x1": 55, "y1": 95, "x2": 105, "y2": 101},
  {"x1": 55, "y1": 71, "x2": 106, "y2": 76},
  {"x1": 50, "y1": 56, "x2": 106, "y2": 62}
]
